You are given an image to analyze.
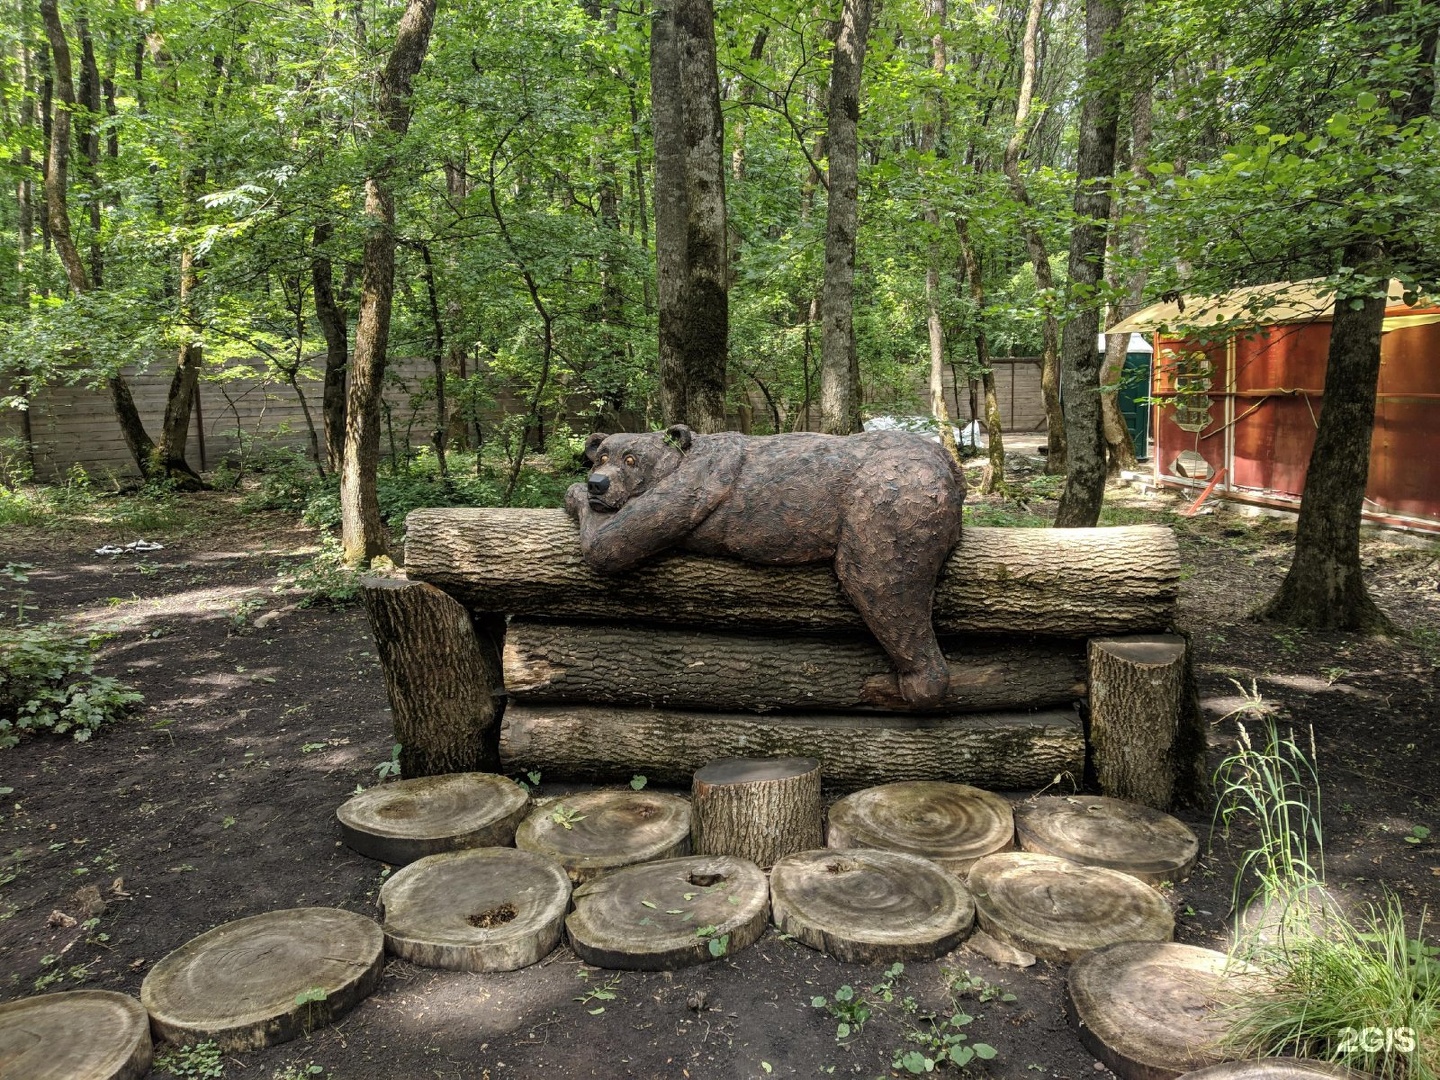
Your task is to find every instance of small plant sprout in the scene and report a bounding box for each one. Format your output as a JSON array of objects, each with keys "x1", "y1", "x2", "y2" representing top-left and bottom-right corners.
[
  {"x1": 630, "y1": 774, "x2": 647, "y2": 790},
  {"x1": 551, "y1": 804, "x2": 586, "y2": 830},
  {"x1": 1405, "y1": 825, "x2": 1430, "y2": 845},
  {"x1": 374, "y1": 744, "x2": 402, "y2": 780}
]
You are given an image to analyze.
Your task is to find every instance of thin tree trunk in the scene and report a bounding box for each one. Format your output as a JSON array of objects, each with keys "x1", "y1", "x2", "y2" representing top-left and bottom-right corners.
[
  {"x1": 651, "y1": 0, "x2": 688, "y2": 425},
  {"x1": 416, "y1": 241, "x2": 447, "y2": 476},
  {"x1": 1054, "y1": 0, "x2": 1123, "y2": 528},
  {"x1": 956, "y1": 217, "x2": 1006, "y2": 493},
  {"x1": 76, "y1": 15, "x2": 101, "y2": 287},
  {"x1": 818, "y1": 0, "x2": 872, "y2": 435},
  {"x1": 312, "y1": 222, "x2": 348, "y2": 474},
  {"x1": 154, "y1": 241, "x2": 206, "y2": 487},
  {"x1": 341, "y1": 0, "x2": 436, "y2": 566},
  {"x1": 675, "y1": 0, "x2": 728, "y2": 433},
  {"x1": 1002, "y1": 0, "x2": 1065, "y2": 473},
  {"x1": 16, "y1": 3, "x2": 35, "y2": 299},
  {"x1": 40, "y1": 0, "x2": 156, "y2": 476},
  {"x1": 921, "y1": 0, "x2": 961, "y2": 466}
]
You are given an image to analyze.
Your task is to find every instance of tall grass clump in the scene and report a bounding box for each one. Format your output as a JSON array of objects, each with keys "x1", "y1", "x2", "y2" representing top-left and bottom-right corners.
[{"x1": 1213, "y1": 701, "x2": 1438, "y2": 1080}]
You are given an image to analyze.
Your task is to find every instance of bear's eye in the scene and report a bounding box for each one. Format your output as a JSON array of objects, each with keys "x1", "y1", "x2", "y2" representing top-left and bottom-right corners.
[
  {"x1": 598, "y1": 453, "x2": 608, "y2": 464},
  {"x1": 624, "y1": 455, "x2": 637, "y2": 468}
]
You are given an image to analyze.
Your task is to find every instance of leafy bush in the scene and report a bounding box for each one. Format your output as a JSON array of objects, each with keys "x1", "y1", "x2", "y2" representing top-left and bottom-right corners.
[
  {"x1": 277, "y1": 535, "x2": 365, "y2": 607},
  {"x1": 0, "y1": 623, "x2": 143, "y2": 747}
]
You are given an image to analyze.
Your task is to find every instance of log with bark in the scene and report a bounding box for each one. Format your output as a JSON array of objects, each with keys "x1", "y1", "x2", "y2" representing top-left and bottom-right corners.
[
  {"x1": 504, "y1": 620, "x2": 1086, "y2": 714},
  {"x1": 500, "y1": 704, "x2": 1084, "y2": 791},
  {"x1": 404, "y1": 509, "x2": 1179, "y2": 636},
  {"x1": 362, "y1": 577, "x2": 504, "y2": 778},
  {"x1": 691, "y1": 757, "x2": 822, "y2": 868}
]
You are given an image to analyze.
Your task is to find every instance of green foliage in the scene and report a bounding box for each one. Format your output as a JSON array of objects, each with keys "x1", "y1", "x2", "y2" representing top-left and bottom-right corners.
[
  {"x1": 154, "y1": 1041, "x2": 225, "y2": 1080},
  {"x1": 375, "y1": 744, "x2": 402, "y2": 781},
  {"x1": 278, "y1": 536, "x2": 364, "y2": 608},
  {"x1": 0, "y1": 624, "x2": 143, "y2": 748}
]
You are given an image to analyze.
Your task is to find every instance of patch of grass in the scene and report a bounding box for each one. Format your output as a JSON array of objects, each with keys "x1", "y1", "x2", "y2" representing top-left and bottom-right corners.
[{"x1": 154, "y1": 1040, "x2": 225, "y2": 1079}]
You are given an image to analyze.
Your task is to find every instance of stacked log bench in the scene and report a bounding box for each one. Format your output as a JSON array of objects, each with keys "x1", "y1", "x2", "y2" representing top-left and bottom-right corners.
[{"x1": 366, "y1": 508, "x2": 1205, "y2": 810}]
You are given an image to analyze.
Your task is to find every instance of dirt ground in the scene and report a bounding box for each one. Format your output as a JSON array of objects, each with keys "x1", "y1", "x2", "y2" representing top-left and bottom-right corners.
[{"x1": 1, "y1": 481, "x2": 1437, "y2": 1080}]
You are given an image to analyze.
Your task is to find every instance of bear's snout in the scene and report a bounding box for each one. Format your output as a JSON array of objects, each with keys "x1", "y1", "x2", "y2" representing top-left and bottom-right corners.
[{"x1": 587, "y1": 474, "x2": 611, "y2": 496}]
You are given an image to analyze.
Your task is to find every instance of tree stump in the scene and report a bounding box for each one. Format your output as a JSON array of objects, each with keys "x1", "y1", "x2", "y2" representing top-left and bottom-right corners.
[
  {"x1": 0, "y1": 990, "x2": 152, "y2": 1080},
  {"x1": 362, "y1": 576, "x2": 504, "y2": 778},
  {"x1": 826, "y1": 781, "x2": 1014, "y2": 874},
  {"x1": 691, "y1": 757, "x2": 822, "y2": 869},
  {"x1": 140, "y1": 907, "x2": 384, "y2": 1051},
  {"x1": 378, "y1": 847, "x2": 571, "y2": 972},
  {"x1": 1088, "y1": 635, "x2": 1194, "y2": 810},
  {"x1": 769, "y1": 849, "x2": 975, "y2": 963},
  {"x1": 1179, "y1": 1062, "x2": 1372, "y2": 1080},
  {"x1": 515, "y1": 790, "x2": 692, "y2": 883},
  {"x1": 566, "y1": 854, "x2": 770, "y2": 970},
  {"x1": 966, "y1": 852, "x2": 1174, "y2": 963},
  {"x1": 1014, "y1": 795, "x2": 1199, "y2": 885},
  {"x1": 336, "y1": 772, "x2": 530, "y2": 866},
  {"x1": 1068, "y1": 942, "x2": 1262, "y2": 1080}
]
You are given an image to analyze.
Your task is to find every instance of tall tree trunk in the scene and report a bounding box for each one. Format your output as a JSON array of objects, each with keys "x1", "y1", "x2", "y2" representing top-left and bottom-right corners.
[
  {"x1": 1002, "y1": 0, "x2": 1065, "y2": 473},
  {"x1": 818, "y1": 0, "x2": 872, "y2": 435},
  {"x1": 154, "y1": 241, "x2": 206, "y2": 488},
  {"x1": 340, "y1": 0, "x2": 436, "y2": 566},
  {"x1": 1100, "y1": 85, "x2": 1151, "y2": 477},
  {"x1": 76, "y1": 15, "x2": 101, "y2": 287},
  {"x1": 957, "y1": 218, "x2": 1006, "y2": 493},
  {"x1": 1054, "y1": 0, "x2": 1123, "y2": 528},
  {"x1": 652, "y1": 0, "x2": 689, "y2": 425},
  {"x1": 40, "y1": 0, "x2": 156, "y2": 475},
  {"x1": 675, "y1": 0, "x2": 727, "y2": 433},
  {"x1": 1257, "y1": 271, "x2": 1390, "y2": 630},
  {"x1": 921, "y1": 0, "x2": 961, "y2": 466},
  {"x1": 312, "y1": 221, "x2": 348, "y2": 473},
  {"x1": 16, "y1": 3, "x2": 35, "y2": 299}
]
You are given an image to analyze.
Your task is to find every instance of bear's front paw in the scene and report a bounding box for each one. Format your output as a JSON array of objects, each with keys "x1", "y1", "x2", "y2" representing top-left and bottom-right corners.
[{"x1": 564, "y1": 482, "x2": 589, "y2": 521}]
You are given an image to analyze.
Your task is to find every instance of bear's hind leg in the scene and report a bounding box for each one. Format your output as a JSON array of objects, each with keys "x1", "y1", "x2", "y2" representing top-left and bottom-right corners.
[{"x1": 834, "y1": 522, "x2": 953, "y2": 710}]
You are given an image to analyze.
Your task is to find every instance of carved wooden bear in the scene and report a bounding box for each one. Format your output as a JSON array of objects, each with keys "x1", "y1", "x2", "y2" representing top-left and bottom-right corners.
[{"x1": 563, "y1": 424, "x2": 967, "y2": 708}]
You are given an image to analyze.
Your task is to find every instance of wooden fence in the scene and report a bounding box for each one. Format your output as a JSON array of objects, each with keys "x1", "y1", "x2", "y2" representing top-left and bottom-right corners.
[{"x1": 2, "y1": 356, "x2": 1047, "y2": 482}]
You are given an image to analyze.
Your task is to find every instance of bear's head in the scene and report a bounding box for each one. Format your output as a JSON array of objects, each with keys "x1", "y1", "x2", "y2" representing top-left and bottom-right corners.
[{"x1": 582, "y1": 424, "x2": 693, "y2": 512}]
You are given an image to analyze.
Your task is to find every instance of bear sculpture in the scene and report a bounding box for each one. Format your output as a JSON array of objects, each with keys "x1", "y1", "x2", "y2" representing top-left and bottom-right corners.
[{"x1": 563, "y1": 424, "x2": 966, "y2": 708}]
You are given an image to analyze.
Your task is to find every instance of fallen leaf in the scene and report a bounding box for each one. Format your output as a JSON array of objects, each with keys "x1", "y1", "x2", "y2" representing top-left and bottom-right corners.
[{"x1": 47, "y1": 910, "x2": 77, "y2": 929}]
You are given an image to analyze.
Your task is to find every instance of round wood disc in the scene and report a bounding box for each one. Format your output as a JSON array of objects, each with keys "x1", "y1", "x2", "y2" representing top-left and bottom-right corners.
[
  {"x1": 336, "y1": 772, "x2": 530, "y2": 866},
  {"x1": 826, "y1": 781, "x2": 1015, "y2": 873},
  {"x1": 515, "y1": 790, "x2": 691, "y2": 883},
  {"x1": 1015, "y1": 796, "x2": 1199, "y2": 885},
  {"x1": 770, "y1": 848, "x2": 976, "y2": 964},
  {"x1": 1180, "y1": 1061, "x2": 1374, "y2": 1080},
  {"x1": 566, "y1": 854, "x2": 769, "y2": 970},
  {"x1": 0, "y1": 990, "x2": 152, "y2": 1080},
  {"x1": 1068, "y1": 941, "x2": 1263, "y2": 1080},
  {"x1": 967, "y1": 852, "x2": 1173, "y2": 962},
  {"x1": 379, "y1": 847, "x2": 571, "y2": 972},
  {"x1": 140, "y1": 907, "x2": 384, "y2": 1051}
]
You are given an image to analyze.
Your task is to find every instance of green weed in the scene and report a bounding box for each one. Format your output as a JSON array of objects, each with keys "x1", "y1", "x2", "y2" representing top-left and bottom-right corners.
[
  {"x1": 154, "y1": 1040, "x2": 225, "y2": 1079},
  {"x1": 0, "y1": 623, "x2": 143, "y2": 747}
]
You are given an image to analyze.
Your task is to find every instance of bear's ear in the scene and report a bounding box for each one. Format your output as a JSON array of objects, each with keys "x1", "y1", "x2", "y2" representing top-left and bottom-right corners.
[
  {"x1": 664, "y1": 424, "x2": 693, "y2": 453},
  {"x1": 583, "y1": 432, "x2": 608, "y2": 463}
]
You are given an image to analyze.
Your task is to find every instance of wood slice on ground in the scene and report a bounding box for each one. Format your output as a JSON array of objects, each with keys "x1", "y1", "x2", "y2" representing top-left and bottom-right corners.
[
  {"x1": 826, "y1": 782, "x2": 1015, "y2": 874},
  {"x1": 405, "y1": 509, "x2": 1180, "y2": 637},
  {"x1": 1068, "y1": 941, "x2": 1264, "y2": 1080},
  {"x1": 505, "y1": 620, "x2": 1087, "y2": 714},
  {"x1": 501, "y1": 704, "x2": 1084, "y2": 791},
  {"x1": 140, "y1": 907, "x2": 384, "y2": 1051},
  {"x1": 769, "y1": 849, "x2": 975, "y2": 964},
  {"x1": 566, "y1": 854, "x2": 769, "y2": 970},
  {"x1": 515, "y1": 790, "x2": 692, "y2": 884},
  {"x1": 361, "y1": 576, "x2": 505, "y2": 777},
  {"x1": 1180, "y1": 1062, "x2": 1376, "y2": 1080},
  {"x1": 967, "y1": 852, "x2": 1174, "y2": 963},
  {"x1": 1014, "y1": 795, "x2": 1199, "y2": 885},
  {"x1": 692, "y1": 757, "x2": 822, "y2": 868},
  {"x1": 1088, "y1": 635, "x2": 1192, "y2": 810},
  {"x1": 378, "y1": 847, "x2": 571, "y2": 972},
  {"x1": 336, "y1": 772, "x2": 531, "y2": 866},
  {"x1": 0, "y1": 990, "x2": 151, "y2": 1080}
]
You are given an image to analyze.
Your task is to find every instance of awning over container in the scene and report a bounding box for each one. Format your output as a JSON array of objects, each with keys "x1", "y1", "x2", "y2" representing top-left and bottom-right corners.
[
  {"x1": 1106, "y1": 278, "x2": 1427, "y2": 335},
  {"x1": 1096, "y1": 332, "x2": 1153, "y2": 354}
]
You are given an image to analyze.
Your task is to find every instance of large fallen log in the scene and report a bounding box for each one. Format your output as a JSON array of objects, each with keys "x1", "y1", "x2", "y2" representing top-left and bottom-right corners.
[
  {"x1": 404, "y1": 509, "x2": 1179, "y2": 636},
  {"x1": 499, "y1": 704, "x2": 1084, "y2": 791},
  {"x1": 503, "y1": 620, "x2": 1086, "y2": 714}
]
